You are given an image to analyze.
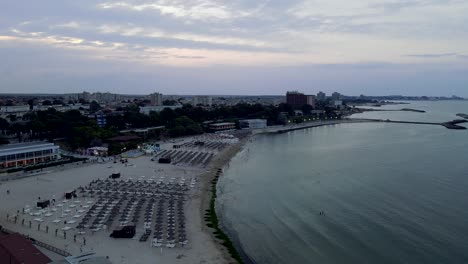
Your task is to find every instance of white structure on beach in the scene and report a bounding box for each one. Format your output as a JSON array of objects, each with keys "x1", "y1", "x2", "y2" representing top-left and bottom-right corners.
[
  {"x1": 239, "y1": 119, "x2": 267, "y2": 129},
  {"x1": 0, "y1": 142, "x2": 60, "y2": 169},
  {"x1": 209, "y1": 122, "x2": 236, "y2": 132}
]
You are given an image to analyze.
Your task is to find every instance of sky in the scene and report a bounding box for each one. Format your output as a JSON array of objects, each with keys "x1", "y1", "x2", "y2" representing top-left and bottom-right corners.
[{"x1": 1, "y1": 0, "x2": 468, "y2": 96}]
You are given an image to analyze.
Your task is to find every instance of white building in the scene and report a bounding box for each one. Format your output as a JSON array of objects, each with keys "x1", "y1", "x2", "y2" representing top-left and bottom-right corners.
[
  {"x1": 192, "y1": 96, "x2": 212, "y2": 106},
  {"x1": 239, "y1": 119, "x2": 267, "y2": 129},
  {"x1": 0, "y1": 105, "x2": 30, "y2": 114},
  {"x1": 0, "y1": 142, "x2": 61, "y2": 169},
  {"x1": 150, "y1": 93, "x2": 163, "y2": 106},
  {"x1": 333, "y1": 100, "x2": 344, "y2": 109}
]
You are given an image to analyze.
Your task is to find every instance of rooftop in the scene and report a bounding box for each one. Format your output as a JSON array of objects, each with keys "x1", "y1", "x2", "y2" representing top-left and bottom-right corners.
[
  {"x1": 210, "y1": 122, "x2": 235, "y2": 126},
  {"x1": 108, "y1": 135, "x2": 141, "y2": 142},
  {"x1": 0, "y1": 141, "x2": 54, "y2": 150},
  {"x1": 0, "y1": 233, "x2": 52, "y2": 264},
  {"x1": 120, "y1": 126, "x2": 165, "y2": 134},
  {"x1": 0, "y1": 142, "x2": 58, "y2": 155}
]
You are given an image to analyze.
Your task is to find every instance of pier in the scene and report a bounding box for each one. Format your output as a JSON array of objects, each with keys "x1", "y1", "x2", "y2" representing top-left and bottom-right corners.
[
  {"x1": 260, "y1": 118, "x2": 467, "y2": 134},
  {"x1": 358, "y1": 118, "x2": 467, "y2": 130}
]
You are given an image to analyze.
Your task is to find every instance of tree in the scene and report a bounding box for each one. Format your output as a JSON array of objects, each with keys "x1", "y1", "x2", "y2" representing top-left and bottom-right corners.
[
  {"x1": 163, "y1": 100, "x2": 177, "y2": 106},
  {"x1": 301, "y1": 104, "x2": 313, "y2": 115},
  {"x1": 53, "y1": 99, "x2": 64, "y2": 105},
  {"x1": 42, "y1": 100, "x2": 52, "y2": 106},
  {"x1": 148, "y1": 111, "x2": 162, "y2": 126},
  {"x1": 89, "y1": 101, "x2": 101, "y2": 113},
  {"x1": 0, "y1": 117, "x2": 9, "y2": 131},
  {"x1": 29, "y1": 120, "x2": 46, "y2": 139},
  {"x1": 0, "y1": 137, "x2": 9, "y2": 145},
  {"x1": 168, "y1": 116, "x2": 203, "y2": 136},
  {"x1": 169, "y1": 125, "x2": 186, "y2": 137},
  {"x1": 7, "y1": 114, "x2": 17, "y2": 122},
  {"x1": 160, "y1": 108, "x2": 176, "y2": 125},
  {"x1": 27, "y1": 99, "x2": 36, "y2": 110}
]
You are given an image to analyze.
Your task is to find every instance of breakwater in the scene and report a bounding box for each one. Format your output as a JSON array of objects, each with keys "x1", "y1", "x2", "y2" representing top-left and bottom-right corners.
[
  {"x1": 260, "y1": 118, "x2": 467, "y2": 134},
  {"x1": 363, "y1": 119, "x2": 468, "y2": 130}
]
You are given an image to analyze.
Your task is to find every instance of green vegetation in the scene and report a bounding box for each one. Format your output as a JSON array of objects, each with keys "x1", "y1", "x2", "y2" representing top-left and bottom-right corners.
[
  {"x1": 204, "y1": 168, "x2": 244, "y2": 264},
  {"x1": 0, "y1": 102, "x2": 341, "y2": 151}
]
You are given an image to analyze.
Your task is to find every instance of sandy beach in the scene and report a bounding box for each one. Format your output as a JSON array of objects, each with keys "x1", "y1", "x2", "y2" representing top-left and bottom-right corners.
[{"x1": 0, "y1": 134, "x2": 247, "y2": 264}]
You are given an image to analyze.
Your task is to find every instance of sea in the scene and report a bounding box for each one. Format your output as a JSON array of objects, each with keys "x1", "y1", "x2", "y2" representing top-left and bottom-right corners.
[{"x1": 216, "y1": 101, "x2": 468, "y2": 264}]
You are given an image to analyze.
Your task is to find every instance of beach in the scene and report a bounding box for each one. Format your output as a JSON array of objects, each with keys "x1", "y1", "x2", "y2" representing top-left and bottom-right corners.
[{"x1": 0, "y1": 134, "x2": 248, "y2": 264}]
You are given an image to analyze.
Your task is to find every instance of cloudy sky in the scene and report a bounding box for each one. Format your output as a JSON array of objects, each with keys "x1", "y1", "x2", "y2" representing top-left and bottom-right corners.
[{"x1": 1, "y1": 0, "x2": 468, "y2": 96}]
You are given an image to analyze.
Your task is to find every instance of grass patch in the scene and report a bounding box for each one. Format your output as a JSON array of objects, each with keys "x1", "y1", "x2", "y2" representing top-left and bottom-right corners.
[{"x1": 206, "y1": 168, "x2": 244, "y2": 264}]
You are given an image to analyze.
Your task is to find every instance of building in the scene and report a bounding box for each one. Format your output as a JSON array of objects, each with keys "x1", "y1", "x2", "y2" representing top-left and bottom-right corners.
[
  {"x1": 332, "y1": 92, "x2": 342, "y2": 100},
  {"x1": 139, "y1": 105, "x2": 181, "y2": 114},
  {"x1": 209, "y1": 122, "x2": 236, "y2": 132},
  {"x1": 0, "y1": 233, "x2": 51, "y2": 264},
  {"x1": 317, "y1": 91, "x2": 326, "y2": 101},
  {"x1": 95, "y1": 113, "x2": 107, "y2": 128},
  {"x1": 333, "y1": 100, "x2": 344, "y2": 109},
  {"x1": 86, "y1": 146, "x2": 109, "y2": 156},
  {"x1": 294, "y1": 110, "x2": 304, "y2": 116},
  {"x1": 0, "y1": 105, "x2": 30, "y2": 114},
  {"x1": 286, "y1": 91, "x2": 307, "y2": 108},
  {"x1": 0, "y1": 142, "x2": 60, "y2": 169},
  {"x1": 306, "y1": 95, "x2": 316, "y2": 107},
  {"x1": 192, "y1": 96, "x2": 212, "y2": 106},
  {"x1": 150, "y1": 92, "x2": 163, "y2": 106},
  {"x1": 239, "y1": 119, "x2": 267, "y2": 129}
]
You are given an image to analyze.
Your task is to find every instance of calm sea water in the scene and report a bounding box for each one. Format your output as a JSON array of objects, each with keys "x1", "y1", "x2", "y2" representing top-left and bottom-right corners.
[{"x1": 217, "y1": 101, "x2": 468, "y2": 264}]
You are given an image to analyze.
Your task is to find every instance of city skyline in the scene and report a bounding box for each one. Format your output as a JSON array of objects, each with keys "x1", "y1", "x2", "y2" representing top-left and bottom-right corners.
[{"x1": 1, "y1": 1, "x2": 468, "y2": 96}]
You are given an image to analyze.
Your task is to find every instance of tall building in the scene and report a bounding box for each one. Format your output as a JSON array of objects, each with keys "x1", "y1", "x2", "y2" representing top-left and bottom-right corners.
[
  {"x1": 306, "y1": 95, "x2": 316, "y2": 107},
  {"x1": 317, "y1": 91, "x2": 326, "y2": 101},
  {"x1": 286, "y1": 91, "x2": 307, "y2": 107},
  {"x1": 150, "y1": 92, "x2": 163, "y2": 106}
]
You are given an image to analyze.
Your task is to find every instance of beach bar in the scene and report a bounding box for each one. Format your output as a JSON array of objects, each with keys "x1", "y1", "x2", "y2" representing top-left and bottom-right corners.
[{"x1": 0, "y1": 142, "x2": 60, "y2": 169}]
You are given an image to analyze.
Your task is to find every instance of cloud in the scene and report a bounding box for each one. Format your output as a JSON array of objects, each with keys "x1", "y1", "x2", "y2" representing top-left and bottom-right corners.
[
  {"x1": 52, "y1": 21, "x2": 81, "y2": 29},
  {"x1": 1, "y1": 0, "x2": 468, "y2": 95},
  {"x1": 1, "y1": 29, "x2": 304, "y2": 67},
  {"x1": 97, "y1": 0, "x2": 240, "y2": 21},
  {"x1": 406, "y1": 53, "x2": 458, "y2": 58},
  {"x1": 94, "y1": 23, "x2": 271, "y2": 48}
]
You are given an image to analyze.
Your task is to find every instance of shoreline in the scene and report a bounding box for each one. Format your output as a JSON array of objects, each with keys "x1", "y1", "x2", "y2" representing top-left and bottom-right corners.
[
  {"x1": 199, "y1": 135, "x2": 251, "y2": 264},
  {"x1": 205, "y1": 115, "x2": 468, "y2": 264}
]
